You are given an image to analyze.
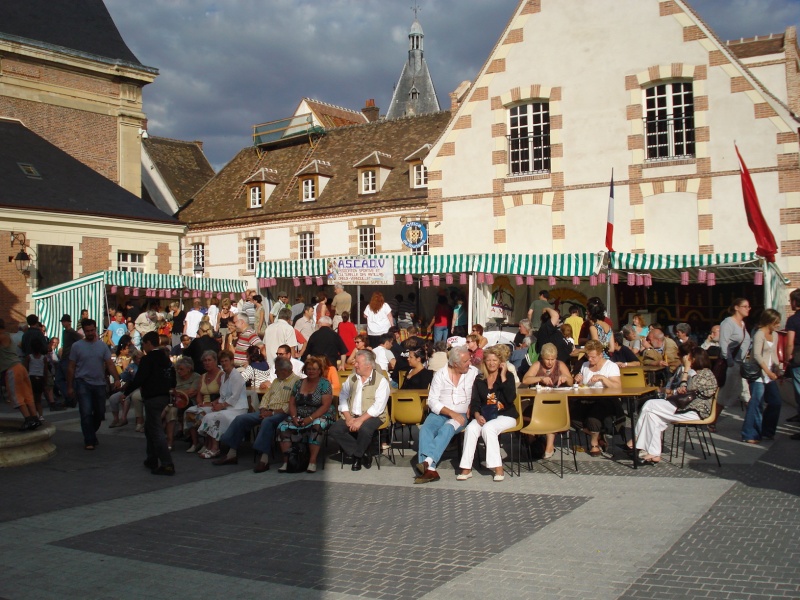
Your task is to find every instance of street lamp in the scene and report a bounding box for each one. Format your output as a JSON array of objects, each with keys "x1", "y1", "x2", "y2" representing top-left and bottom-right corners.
[{"x1": 9, "y1": 232, "x2": 32, "y2": 274}]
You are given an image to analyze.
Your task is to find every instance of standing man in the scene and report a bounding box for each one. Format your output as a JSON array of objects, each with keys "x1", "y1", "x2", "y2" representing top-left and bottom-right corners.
[
  {"x1": 263, "y1": 308, "x2": 299, "y2": 369},
  {"x1": 295, "y1": 304, "x2": 316, "y2": 342},
  {"x1": 415, "y1": 346, "x2": 478, "y2": 483},
  {"x1": 396, "y1": 293, "x2": 416, "y2": 329},
  {"x1": 107, "y1": 312, "x2": 128, "y2": 347},
  {"x1": 233, "y1": 314, "x2": 264, "y2": 367},
  {"x1": 331, "y1": 284, "x2": 352, "y2": 319},
  {"x1": 55, "y1": 314, "x2": 83, "y2": 406},
  {"x1": 215, "y1": 357, "x2": 301, "y2": 471},
  {"x1": 122, "y1": 331, "x2": 175, "y2": 475},
  {"x1": 564, "y1": 307, "x2": 584, "y2": 344},
  {"x1": 183, "y1": 299, "x2": 204, "y2": 339},
  {"x1": 527, "y1": 290, "x2": 552, "y2": 331},
  {"x1": 783, "y1": 288, "x2": 800, "y2": 428},
  {"x1": 68, "y1": 319, "x2": 121, "y2": 450},
  {"x1": 301, "y1": 316, "x2": 348, "y2": 370},
  {"x1": 269, "y1": 291, "x2": 289, "y2": 325},
  {"x1": 329, "y1": 350, "x2": 390, "y2": 471}
]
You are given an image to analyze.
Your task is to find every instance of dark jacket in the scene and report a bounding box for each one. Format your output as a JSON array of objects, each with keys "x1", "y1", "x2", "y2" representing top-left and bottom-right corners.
[
  {"x1": 125, "y1": 348, "x2": 174, "y2": 399},
  {"x1": 302, "y1": 327, "x2": 348, "y2": 367},
  {"x1": 469, "y1": 374, "x2": 519, "y2": 420},
  {"x1": 183, "y1": 336, "x2": 220, "y2": 374}
]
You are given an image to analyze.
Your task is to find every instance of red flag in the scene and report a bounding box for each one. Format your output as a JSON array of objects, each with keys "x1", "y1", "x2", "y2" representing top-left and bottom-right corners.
[
  {"x1": 735, "y1": 144, "x2": 777, "y2": 262},
  {"x1": 605, "y1": 174, "x2": 614, "y2": 252}
]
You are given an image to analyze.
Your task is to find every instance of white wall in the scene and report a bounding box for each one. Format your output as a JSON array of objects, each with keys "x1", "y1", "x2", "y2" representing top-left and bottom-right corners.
[
  {"x1": 441, "y1": 198, "x2": 494, "y2": 253},
  {"x1": 319, "y1": 221, "x2": 349, "y2": 256},
  {"x1": 643, "y1": 192, "x2": 699, "y2": 253}
]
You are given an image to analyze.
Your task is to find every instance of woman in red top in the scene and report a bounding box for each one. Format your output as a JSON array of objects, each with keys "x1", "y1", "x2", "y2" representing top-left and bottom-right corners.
[
  {"x1": 428, "y1": 295, "x2": 452, "y2": 344},
  {"x1": 337, "y1": 311, "x2": 358, "y2": 355}
]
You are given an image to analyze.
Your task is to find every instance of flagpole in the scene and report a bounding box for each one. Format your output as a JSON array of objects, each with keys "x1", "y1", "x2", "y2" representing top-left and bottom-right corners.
[{"x1": 606, "y1": 169, "x2": 613, "y2": 315}]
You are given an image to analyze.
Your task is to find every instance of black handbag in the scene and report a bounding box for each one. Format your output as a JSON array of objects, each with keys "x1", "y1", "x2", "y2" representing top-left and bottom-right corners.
[
  {"x1": 668, "y1": 391, "x2": 696, "y2": 411},
  {"x1": 740, "y1": 361, "x2": 762, "y2": 383}
]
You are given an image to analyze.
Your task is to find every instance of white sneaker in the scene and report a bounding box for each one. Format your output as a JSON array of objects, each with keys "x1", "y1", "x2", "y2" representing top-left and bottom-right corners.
[
  {"x1": 493, "y1": 473, "x2": 505, "y2": 482},
  {"x1": 186, "y1": 445, "x2": 198, "y2": 453},
  {"x1": 456, "y1": 472, "x2": 472, "y2": 481}
]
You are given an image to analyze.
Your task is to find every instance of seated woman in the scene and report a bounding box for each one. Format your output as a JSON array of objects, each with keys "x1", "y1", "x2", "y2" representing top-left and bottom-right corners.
[
  {"x1": 164, "y1": 356, "x2": 201, "y2": 451},
  {"x1": 572, "y1": 339, "x2": 622, "y2": 457},
  {"x1": 457, "y1": 346, "x2": 519, "y2": 482},
  {"x1": 197, "y1": 349, "x2": 249, "y2": 459},
  {"x1": 621, "y1": 325, "x2": 644, "y2": 355},
  {"x1": 347, "y1": 334, "x2": 370, "y2": 367},
  {"x1": 401, "y1": 346, "x2": 434, "y2": 390},
  {"x1": 427, "y1": 340, "x2": 449, "y2": 372},
  {"x1": 319, "y1": 354, "x2": 342, "y2": 398},
  {"x1": 185, "y1": 350, "x2": 223, "y2": 453},
  {"x1": 108, "y1": 349, "x2": 142, "y2": 427},
  {"x1": 465, "y1": 334, "x2": 484, "y2": 367},
  {"x1": 492, "y1": 343, "x2": 520, "y2": 387},
  {"x1": 277, "y1": 356, "x2": 335, "y2": 473},
  {"x1": 587, "y1": 302, "x2": 616, "y2": 357},
  {"x1": 630, "y1": 347, "x2": 717, "y2": 464},
  {"x1": 239, "y1": 345, "x2": 271, "y2": 393},
  {"x1": 521, "y1": 342, "x2": 573, "y2": 458},
  {"x1": 664, "y1": 340, "x2": 697, "y2": 394},
  {"x1": 471, "y1": 324, "x2": 489, "y2": 349}
]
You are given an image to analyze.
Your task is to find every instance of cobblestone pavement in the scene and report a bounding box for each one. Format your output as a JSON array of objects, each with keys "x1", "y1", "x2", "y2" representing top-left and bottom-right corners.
[{"x1": 0, "y1": 402, "x2": 798, "y2": 599}]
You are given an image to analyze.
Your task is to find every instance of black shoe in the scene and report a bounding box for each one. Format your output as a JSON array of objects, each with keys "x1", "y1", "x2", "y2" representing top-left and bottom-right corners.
[
  {"x1": 151, "y1": 465, "x2": 175, "y2": 476},
  {"x1": 143, "y1": 459, "x2": 158, "y2": 469},
  {"x1": 787, "y1": 414, "x2": 800, "y2": 423},
  {"x1": 362, "y1": 453, "x2": 373, "y2": 469},
  {"x1": 351, "y1": 457, "x2": 362, "y2": 471}
]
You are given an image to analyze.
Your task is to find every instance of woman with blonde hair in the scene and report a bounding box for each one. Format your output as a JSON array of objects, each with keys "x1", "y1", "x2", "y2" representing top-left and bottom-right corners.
[
  {"x1": 363, "y1": 291, "x2": 393, "y2": 348},
  {"x1": 457, "y1": 346, "x2": 519, "y2": 482},
  {"x1": 741, "y1": 308, "x2": 782, "y2": 442}
]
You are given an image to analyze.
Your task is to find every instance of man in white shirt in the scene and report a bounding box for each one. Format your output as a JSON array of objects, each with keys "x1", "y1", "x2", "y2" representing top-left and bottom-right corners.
[
  {"x1": 269, "y1": 291, "x2": 289, "y2": 324},
  {"x1": 263, "y1": 308, "x2": 298, "y2": 369},
  {"x1": 183, "y1": 299, "x2": 204, "y2": 339},
  {"x1": 415, "y1": 346, "x2": 478, "y2": 484},
  {"x1": 372, "y1": 334, "x2": 396, "y2": 373},
  {"x1": 329, "y1": 350, "x2": 390, "y2": 471},
  {"x1": 294, "y1": 305, "x2": 316, "y2": 342}
]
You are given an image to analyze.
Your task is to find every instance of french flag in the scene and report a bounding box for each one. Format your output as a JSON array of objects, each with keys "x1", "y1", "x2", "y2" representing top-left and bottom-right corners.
[{"x1": 605, "y1": 172, "x2": 614, "y2": 252}]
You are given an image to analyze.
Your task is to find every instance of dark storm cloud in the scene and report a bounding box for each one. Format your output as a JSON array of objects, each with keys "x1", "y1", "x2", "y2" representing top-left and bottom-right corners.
[{"x1": 104, "y1": 0, "x2": 799, "y2": 169}]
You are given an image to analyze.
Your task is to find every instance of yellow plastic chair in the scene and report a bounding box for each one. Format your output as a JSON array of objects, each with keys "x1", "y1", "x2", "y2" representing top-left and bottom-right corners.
[
  {"x1": 519, "y1": 392, "x2": 577, "y2": 478},
  {"x1": 670, "y1": 391, "x2": 721, "y2": 468},
  {"x1": 498, "y1": 395, "x2": 524, "y2": 477},
  {"x1": 619, "y1": 366, "x2": 646, "y2": 389},
  {"x1": 338, "y1": 413, "x2": 391, "y2": 469},
  {"x1": 389, "y1": 389, "x2": 426, "y2": 460}
]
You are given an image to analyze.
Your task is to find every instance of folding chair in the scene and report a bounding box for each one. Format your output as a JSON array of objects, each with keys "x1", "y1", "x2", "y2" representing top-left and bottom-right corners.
[
  {"x1": 498, "y1": 395, "x2": 524, "y2": 477},
  {"x1": 339, "y1": 415, "x2": 391, "y2": 469},
  {"x1": 520, "y1": 392, "x2": 577, "y2": 478},
  {"x1": 670, "y1": 391, "x2": 721, "y2": 468},
  {"x1": 619, "y1": 366, "x2": 645, "y2": 388},
  {"x1": 389, "y1": 389, "x2": 425, "y2": 460}
]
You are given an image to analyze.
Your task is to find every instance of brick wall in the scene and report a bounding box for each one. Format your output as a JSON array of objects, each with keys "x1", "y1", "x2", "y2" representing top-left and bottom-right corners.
[
  {"x1": 156, "y1": 243, "x2": 171, "y2": 274},
  {"x1": 0, "y1": 229, "x2": 31, "y2": 325},
  {"x1": 80, "y1": 237, "x2": 111, "y2": 275}
]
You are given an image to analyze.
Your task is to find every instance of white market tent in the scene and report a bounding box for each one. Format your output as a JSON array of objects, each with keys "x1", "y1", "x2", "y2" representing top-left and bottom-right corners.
[{"x1": 32, "y1": 271, "x2": 247, "y2": 337}]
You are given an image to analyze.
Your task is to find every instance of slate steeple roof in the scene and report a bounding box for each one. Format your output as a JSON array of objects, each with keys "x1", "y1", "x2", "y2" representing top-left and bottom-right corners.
[{"x1": 386, "y1": 18, "x2": 440, "y2": 120}]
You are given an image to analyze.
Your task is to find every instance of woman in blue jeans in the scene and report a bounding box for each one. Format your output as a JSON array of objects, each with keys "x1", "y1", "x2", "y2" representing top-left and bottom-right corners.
[
  {"x1": 742, "y1": 309, "x2": 783, "y2": 443},
  {"x1": 428, "y1": 295, "x2": 452, "y2": 344}
]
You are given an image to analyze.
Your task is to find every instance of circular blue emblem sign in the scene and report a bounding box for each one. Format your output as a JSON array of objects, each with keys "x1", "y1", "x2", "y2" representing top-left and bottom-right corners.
[{"x1": 401, "y1": 221, "x2": 428, "y2": 249}]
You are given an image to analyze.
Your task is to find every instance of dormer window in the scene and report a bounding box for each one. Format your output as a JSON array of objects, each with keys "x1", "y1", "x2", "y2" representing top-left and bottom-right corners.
[
  {"x1": 410, "y1": 88, "x2": 419, "y2": 101},
  {"x1": 362, "y1": 170, "x2": 377, "y2": 194},
  {"x1": 302, "y1": 177, "x2": 316, "y2": 202},
  {"x1": 413, "y1": 163, "x2": 427, "y2": 188},
  {"x1": 249, "y1": 186, "x2": 262, "y2": 208},
  {"x1": 243, "y1": 167, "x2": 278, "y2": 209}
]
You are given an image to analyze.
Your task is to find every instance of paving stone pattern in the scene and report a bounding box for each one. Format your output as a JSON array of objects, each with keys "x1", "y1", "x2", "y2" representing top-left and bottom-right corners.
[{"x1": 54, "y1": 481, "x2": 589, "y2": 599}]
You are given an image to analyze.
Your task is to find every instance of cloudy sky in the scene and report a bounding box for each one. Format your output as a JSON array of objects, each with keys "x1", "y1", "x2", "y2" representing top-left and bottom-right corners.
[{"x1": 104, "y1": 0, "x2": 800, "y2": 169}]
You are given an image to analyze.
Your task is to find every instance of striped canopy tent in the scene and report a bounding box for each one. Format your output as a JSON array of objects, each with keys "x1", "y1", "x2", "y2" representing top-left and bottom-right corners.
[
  {"x1": 33, "y1": 271, "x2": 247, "y2": 338},
  {"x1": 255, "y1": 254, "x2": 477, "y2": 280},
  {"x1": 474, "y1": 253, "x2": 599, "y2": 276},
  {"x1": 607, "y1": 252, "x2": 788, "y2": 311}
]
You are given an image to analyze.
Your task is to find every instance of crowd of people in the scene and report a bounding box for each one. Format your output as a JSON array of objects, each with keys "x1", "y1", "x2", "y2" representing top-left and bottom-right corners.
[{"x1": 3, "y1": 283, "x2": 800, "y2": 479}]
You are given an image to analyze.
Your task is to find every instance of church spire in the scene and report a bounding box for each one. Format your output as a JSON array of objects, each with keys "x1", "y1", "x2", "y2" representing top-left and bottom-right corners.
[{"x1": 386, "y1": 12, "x2": 440, "y2": 120}]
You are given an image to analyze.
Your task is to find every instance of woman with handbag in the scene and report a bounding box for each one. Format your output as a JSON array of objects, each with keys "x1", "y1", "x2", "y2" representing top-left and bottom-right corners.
[
  {"x1": 457, "y1": 346, "x2": 519, "y2": 482},
  {"x1": 713, "y1": 298, "x2": 752, "y2": 431},
  {"x1": 741, "y1": 309, "x2": 783, "y2": 443},
  {"x1": 630, "y1": 347, "x2": 718, "y2": 465}
]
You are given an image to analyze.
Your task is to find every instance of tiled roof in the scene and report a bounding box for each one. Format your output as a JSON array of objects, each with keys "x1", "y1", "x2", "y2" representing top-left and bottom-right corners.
[
  {"x1": 404, "y1": 144, "x2": 431, "y2": 162},
  {"x1": 142, "y1": 136, "x2": 215, "y2": 208},
  {"x1": 295, "y1": 159, "x2": 334, "y2": 178},
  {"x1": 244, "y1": 167, "x2": 279, "y2": 185},
  {"x1": 353, "y1": 151, "x2": 395, "y2": 169},
  {"x1": 302, "y1": 99, "x2": 368, "y2": 128},
  {"x1": 0, "y1": 0, "x2": 149, "y2": 69},
  {"x1": 180, "y1": 110, "x2": 452, "y2": 228},
  {"x1": 0, "y1": 118, "x2": 178, "y2": 223},
  {"x1": 727, "y1": 34, "x2": 786, "y2": 59}
]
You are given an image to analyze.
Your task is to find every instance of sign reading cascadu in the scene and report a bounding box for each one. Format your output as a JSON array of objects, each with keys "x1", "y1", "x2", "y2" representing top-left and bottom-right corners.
[{"x1": 326, "y1": 257, "x2": 395, "y2": 286}]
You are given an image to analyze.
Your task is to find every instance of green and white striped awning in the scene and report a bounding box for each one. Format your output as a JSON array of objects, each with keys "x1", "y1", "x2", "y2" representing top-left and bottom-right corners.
[
  {"x1": 257, "y1": 253, "x2": 598, "y2": 279},
  {"x1": 474, "y1": 253, "x2": 599, "y2": 277},
  {"x1": 609, "y1": 252, "x2": 759, "y2": 270},
  {"x1": 33, "y1": 271, "x2": 247, "y2": 339}
]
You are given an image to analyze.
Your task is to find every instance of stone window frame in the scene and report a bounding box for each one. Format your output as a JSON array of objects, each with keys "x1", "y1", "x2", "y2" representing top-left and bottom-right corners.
[{"x1": 507, "y1": 101, "x2": 551, "y2": 176}]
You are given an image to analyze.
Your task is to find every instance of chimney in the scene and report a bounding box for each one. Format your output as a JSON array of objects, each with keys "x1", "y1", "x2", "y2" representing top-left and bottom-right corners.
[
  {"x1": 449, "y1": 81, "x2": 472, "y2": 113},
  {"x1": 362, "y1": 99, "x2": 380, "y2": 122}
]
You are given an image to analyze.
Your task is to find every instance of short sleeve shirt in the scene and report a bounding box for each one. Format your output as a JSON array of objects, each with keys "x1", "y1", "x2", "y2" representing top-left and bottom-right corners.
[
  {"x1": 787, "y1": 311, "x2": 800, "y2": 350},
  {"x1": 70, "y1": 339, "x2": 112, "y2": 385}
]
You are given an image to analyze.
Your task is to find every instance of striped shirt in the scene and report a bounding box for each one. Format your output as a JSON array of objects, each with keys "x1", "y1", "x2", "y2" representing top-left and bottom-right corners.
[{"x1": 260, "y1": 373, "x2": 300, "y2": 412}]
